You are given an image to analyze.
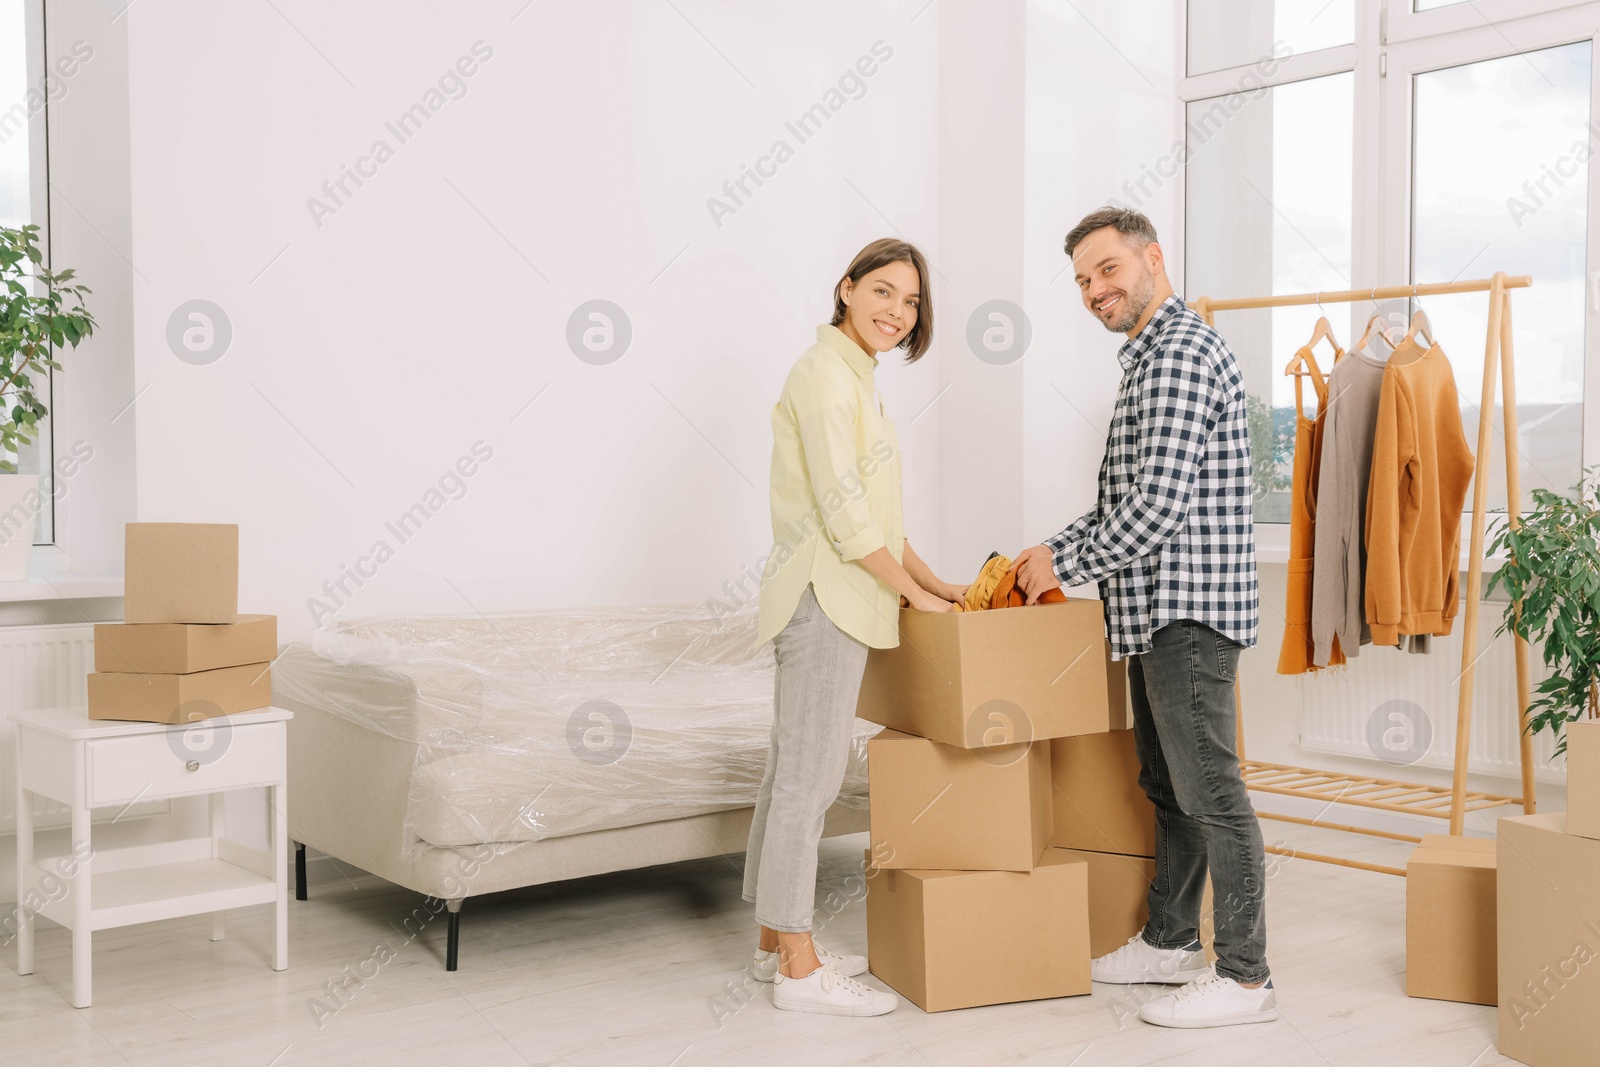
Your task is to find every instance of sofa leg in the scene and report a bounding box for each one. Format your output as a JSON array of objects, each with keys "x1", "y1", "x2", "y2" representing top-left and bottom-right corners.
[
  {"x1": 294, "y1": 842, "x2": 308, "y2": 901},
  {"x1": 446, "y1": 899, "x2": 463, "y2": 971}
]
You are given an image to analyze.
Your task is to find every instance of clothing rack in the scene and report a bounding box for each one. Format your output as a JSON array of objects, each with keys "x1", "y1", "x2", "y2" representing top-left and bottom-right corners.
[{"x1": 1188, "y1": 272, "x2": 1535, "y2": 877}]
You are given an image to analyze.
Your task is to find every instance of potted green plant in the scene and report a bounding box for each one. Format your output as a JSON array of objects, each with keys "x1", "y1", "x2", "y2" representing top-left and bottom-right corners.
[
  {"x1": 1486, "y1": 469, "x2": 1600, "y2": 756},
  {"x1": 0, "y1": 223, "x2": 96, "y2": 580}
]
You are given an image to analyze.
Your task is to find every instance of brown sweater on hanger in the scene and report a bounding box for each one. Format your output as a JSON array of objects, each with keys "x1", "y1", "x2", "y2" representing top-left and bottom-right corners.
[{"x1": 1363, "y1": 343, "x2": 1475, "y2": 645}]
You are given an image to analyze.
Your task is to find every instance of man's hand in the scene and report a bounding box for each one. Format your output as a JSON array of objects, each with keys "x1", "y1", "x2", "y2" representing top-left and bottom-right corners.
[{"x1": 1013, "y1": 544, "x2": 1062, "y2": 605}]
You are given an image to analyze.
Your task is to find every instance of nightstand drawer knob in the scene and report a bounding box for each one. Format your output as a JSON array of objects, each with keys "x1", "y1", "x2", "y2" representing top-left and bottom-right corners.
[{"x1": 185, "y1": 760, "x2": 200, "y2": 772}]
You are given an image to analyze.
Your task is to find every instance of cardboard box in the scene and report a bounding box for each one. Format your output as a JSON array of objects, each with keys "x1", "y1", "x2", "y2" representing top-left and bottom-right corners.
[
  {"x1": 94, "y1": 615, "x2": 277, "y2": 675},
  {"x1": 865, "y1": 848, "x2": 1090, "y2": 1012},
  {"x1": 1406, "y1": 834, "x2": 1497, "y2": 1005},
  {"x1": 124, "y1": 523, "x2": 239, "y2": 624},
  {"x1": 1566, "y1": 719, "x2": 1600, "y2": 841},
  {"x1": 1050, "y1": 728, "x2": 1155, "y2": 856},
  {"x1": 1054, "y1": 847, "x2": 1153, "y2": 957},
  {"x1": 857, "y1": 599, "x2": 1129, "y2": 750},
  {"x1": 88, "y1": 662, "x2": 270, "y2": 723},
  {"x1": 1497, "y1": 813, "x2": 1600, "y2": 1066},
  {"x1": 868, "y1": 728, "x2": 1050, "y2": 872}
]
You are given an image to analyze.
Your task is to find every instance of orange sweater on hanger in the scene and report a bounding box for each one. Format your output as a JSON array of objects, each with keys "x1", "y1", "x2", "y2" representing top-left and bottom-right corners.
[{"x1": 1363, "y1": 344, "x2": 1475, "y2": 645}]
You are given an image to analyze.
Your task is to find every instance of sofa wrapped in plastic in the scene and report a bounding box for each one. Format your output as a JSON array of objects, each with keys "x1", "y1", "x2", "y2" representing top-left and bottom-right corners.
[{"x1": 274, "y1": 602, "x2": 876, "y2": 861}]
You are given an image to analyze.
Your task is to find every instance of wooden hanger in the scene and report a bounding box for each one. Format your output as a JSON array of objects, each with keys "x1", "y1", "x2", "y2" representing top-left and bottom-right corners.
[
  {"x1": 1284, "y1": 295, "x2": 1344, "y2": 379},
  {"x1": 1402, "y1": 283, "x2": 1436, "y2": 356},
  {"x1": 1353, "y1": 287, "x2": 1400, "y2": 357},
  {"x1": 1386, "y1": 284, "x2": 1436, "y2": 367},
  {"x1": 1354, "y1": 313, "x2": 1400, "y2": 357},
  {"x1": 1286, "y1": 315, "x2": 1337, "y2": 377}
]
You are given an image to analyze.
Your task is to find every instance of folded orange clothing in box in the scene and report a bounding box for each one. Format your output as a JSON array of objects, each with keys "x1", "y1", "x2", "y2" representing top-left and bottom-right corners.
[{"x1": 902, "y1": 552, "x2": 1067, "y2": 612}]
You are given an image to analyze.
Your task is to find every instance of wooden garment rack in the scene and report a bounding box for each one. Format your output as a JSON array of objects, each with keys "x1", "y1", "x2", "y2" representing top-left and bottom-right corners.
[{"x1": 1188, "y1": 272, "x2": 1536, "y2": 878}]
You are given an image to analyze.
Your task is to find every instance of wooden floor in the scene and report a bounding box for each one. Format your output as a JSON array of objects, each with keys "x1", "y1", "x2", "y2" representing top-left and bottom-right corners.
[{"x1": 3, "y1": 821, "x2": 1521, "y2": 1066}]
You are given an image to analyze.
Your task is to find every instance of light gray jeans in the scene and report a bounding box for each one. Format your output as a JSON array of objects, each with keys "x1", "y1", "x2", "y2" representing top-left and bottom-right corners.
[{"x1": 742, "y1": 584, "x2": 870, "y2": 932}]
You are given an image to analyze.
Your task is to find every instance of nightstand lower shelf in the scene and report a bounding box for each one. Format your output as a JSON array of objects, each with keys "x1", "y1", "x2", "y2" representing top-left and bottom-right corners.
[{"x1": 24, "y1": 839, "x2": 279, "y2": 932}]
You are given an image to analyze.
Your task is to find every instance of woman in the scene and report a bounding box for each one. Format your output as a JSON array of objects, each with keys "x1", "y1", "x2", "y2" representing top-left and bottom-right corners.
[{"x1": 743, "y1": 237, "x2": 964, "y2": 1017}]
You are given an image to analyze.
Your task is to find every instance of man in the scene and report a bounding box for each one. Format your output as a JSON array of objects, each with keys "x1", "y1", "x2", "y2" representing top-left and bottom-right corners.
[{"x1": 1014, "y1": 207, "x2": 1274, "y2": 1029}]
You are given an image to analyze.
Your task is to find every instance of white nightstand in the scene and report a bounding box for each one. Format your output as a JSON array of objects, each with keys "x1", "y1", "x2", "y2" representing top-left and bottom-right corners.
[{"x1": 11, "y1": 705, "x2": 292, "y2": 1007}]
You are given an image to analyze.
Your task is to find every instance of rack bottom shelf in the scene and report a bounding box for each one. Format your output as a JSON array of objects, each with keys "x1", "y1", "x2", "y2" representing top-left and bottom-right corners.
[{"x1": 1240, "y1": 759, "x2": 1524, "y2": 876}]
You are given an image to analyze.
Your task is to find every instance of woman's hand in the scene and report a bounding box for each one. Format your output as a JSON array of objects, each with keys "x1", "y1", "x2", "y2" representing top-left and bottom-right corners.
[
  {"x1": 939, "y1": 581, "x2": 971, "y2": 604},
  {"x1": 907, "y1": 590, "x2": 957, "y2": 613}
]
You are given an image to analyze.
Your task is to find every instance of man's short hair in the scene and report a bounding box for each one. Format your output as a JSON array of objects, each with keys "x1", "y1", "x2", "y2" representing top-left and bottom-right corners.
[{"x1": 1064, "y1": 207, "x2": 1159, "y2": 259}]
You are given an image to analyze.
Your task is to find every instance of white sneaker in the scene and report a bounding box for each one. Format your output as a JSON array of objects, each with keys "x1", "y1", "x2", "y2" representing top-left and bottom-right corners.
[
  {"x1": 750, "y1": 941, "x2": 868, "y2": 983},
  {"x1": 1092, "y1": 933, "x2": 1209, "y2": 985},
  {"x1": 773, "y1": 962, "x2": 896, "y2": 1017},
  {"x1": 1138, "y1": 968, "x2": 1278, "y2": 1028}
]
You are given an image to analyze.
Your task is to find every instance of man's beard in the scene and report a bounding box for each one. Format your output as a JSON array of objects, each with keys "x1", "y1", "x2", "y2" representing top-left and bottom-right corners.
[{"x1": 1098, "y1": 270, "x2": 1156, "y2": 333}]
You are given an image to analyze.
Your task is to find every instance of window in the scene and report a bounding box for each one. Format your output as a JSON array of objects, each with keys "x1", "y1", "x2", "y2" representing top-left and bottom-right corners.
[
  {"x1": 0, "y1": 1, "x2": 51, "y2": 545},
  {"x1": 1185, "y1": 73, "x2": 1354, "y2": 524},
  {"x1": 1183, "y1": 1, "x2": 1599, "y2": 527},
  {"x1": 1410, "y1": 41, "x2": 1591, "y2": 512},
  {"x1": 1186, "y1": 0, "x2": 1355, "y2": 77}
]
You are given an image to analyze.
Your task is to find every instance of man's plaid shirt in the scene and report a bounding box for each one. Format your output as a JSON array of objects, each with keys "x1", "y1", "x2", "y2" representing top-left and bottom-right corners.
[{"x1": 1047, "y1": 295, "x2": 1259, "y2": 661}]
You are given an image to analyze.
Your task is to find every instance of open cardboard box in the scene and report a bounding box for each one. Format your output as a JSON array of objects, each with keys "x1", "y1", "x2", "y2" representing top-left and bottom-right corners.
[{"x1": 857, "y1": 598, "x2": 1129, "y2": 750}]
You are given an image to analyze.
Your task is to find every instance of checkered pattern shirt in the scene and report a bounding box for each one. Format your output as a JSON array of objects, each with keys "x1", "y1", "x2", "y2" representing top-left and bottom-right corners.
[{"x1": 1047, "y1": 295, "x2": 1259, "y2": 661}]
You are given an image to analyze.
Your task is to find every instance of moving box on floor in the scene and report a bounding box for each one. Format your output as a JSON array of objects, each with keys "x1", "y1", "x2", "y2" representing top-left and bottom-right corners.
[
  {"x1": 1406, "y1": 834, "x2": 1497, "y2": 1006},
  {"x1": 1497, "y1": 813, "x2": 1600, "y2": 1067},
  {"x1": 865, "y1": 848, "x2": 1091, "y2": 1012}
]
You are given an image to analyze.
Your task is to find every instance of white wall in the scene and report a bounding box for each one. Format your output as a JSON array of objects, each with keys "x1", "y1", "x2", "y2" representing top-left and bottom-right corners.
[
  {"x1": 1021, "y1": 1, "x2": 1182, "y2": 560},
  {"x1": 121, "y1": 0, "x2": 956, "y2": 640}
]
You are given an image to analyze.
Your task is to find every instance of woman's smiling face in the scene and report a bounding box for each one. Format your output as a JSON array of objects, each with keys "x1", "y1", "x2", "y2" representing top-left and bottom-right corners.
[{"x1": 839, "y1": 260, "x2": 920, "y2": 355}]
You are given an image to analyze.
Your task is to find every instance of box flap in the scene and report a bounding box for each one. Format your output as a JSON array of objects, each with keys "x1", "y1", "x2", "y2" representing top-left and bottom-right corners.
[
  {"x1": 1410, "y1": 834, "x2": 1496, "y2": 871},
  {"x1": 1417, "y1": 834, "x2": 1496, "y2": 855}
]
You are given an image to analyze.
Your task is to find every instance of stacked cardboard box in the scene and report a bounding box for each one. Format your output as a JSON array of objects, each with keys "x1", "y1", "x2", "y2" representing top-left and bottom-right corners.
[
  {"x1": 1493, "y1": 722, "x2": 1600, "y2": 1066},
  {"x1": 858, "y1": 598, "x2": 1177, "y2": 1011},
  {"x1": 1565, "y1": 720, "x2": 1599, "y2": 841},
  {"x1": 89, "y1": 524, "x2": 276, "y2": 723}
]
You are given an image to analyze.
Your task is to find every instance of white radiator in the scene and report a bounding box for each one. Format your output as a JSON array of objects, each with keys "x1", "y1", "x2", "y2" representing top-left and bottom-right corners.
[
  {"x1": 0, "y1": 623, "x2": 166, "y2": 832},
  {"x1": 1298, "y1": 614, "x2": 1566, "y2": 784}
]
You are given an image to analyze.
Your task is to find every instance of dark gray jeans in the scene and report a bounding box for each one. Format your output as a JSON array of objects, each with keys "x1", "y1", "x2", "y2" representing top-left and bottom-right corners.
[{"x1": 1128, "y1": 618, "x2": 1270, "y2": 985}]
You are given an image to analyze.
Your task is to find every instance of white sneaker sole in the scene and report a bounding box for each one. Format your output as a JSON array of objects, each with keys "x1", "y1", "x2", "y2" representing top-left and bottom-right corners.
[
  {"x1": 1140, "y1": 1007, "x2": 1279, "y2": 1029},
  {"x1": 772, "y1": 994, "x2": 895, "y2": 1018},
  {"x1": 1093, "y1": 964, "x2": 1209, "y2": 986}
]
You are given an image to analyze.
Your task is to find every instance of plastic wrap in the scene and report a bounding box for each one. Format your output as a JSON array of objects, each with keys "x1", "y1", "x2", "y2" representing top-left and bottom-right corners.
[{"x1": 273, "y1": 602, "x2": 875, "y2": 859}]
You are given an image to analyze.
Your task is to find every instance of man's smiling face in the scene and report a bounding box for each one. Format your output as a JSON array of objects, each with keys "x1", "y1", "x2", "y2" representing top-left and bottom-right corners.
[{"x1": 1074, "y1": 226, "x2": 1158, "y2": 335}]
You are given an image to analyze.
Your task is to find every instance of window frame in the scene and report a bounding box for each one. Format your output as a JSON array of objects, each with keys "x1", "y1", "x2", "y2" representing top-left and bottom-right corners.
[
  {"x1": 14, "y1": 0, "x2": 55, "y2": 547},
  {"x1": 1178, "y1": 0, "x2": 1600, "y2": 533}
]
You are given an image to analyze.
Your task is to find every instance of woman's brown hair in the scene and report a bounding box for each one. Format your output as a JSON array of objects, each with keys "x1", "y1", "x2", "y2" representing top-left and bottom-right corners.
[{"x1": 830, "y1": 238, "x2": 933, "y2": 362}]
